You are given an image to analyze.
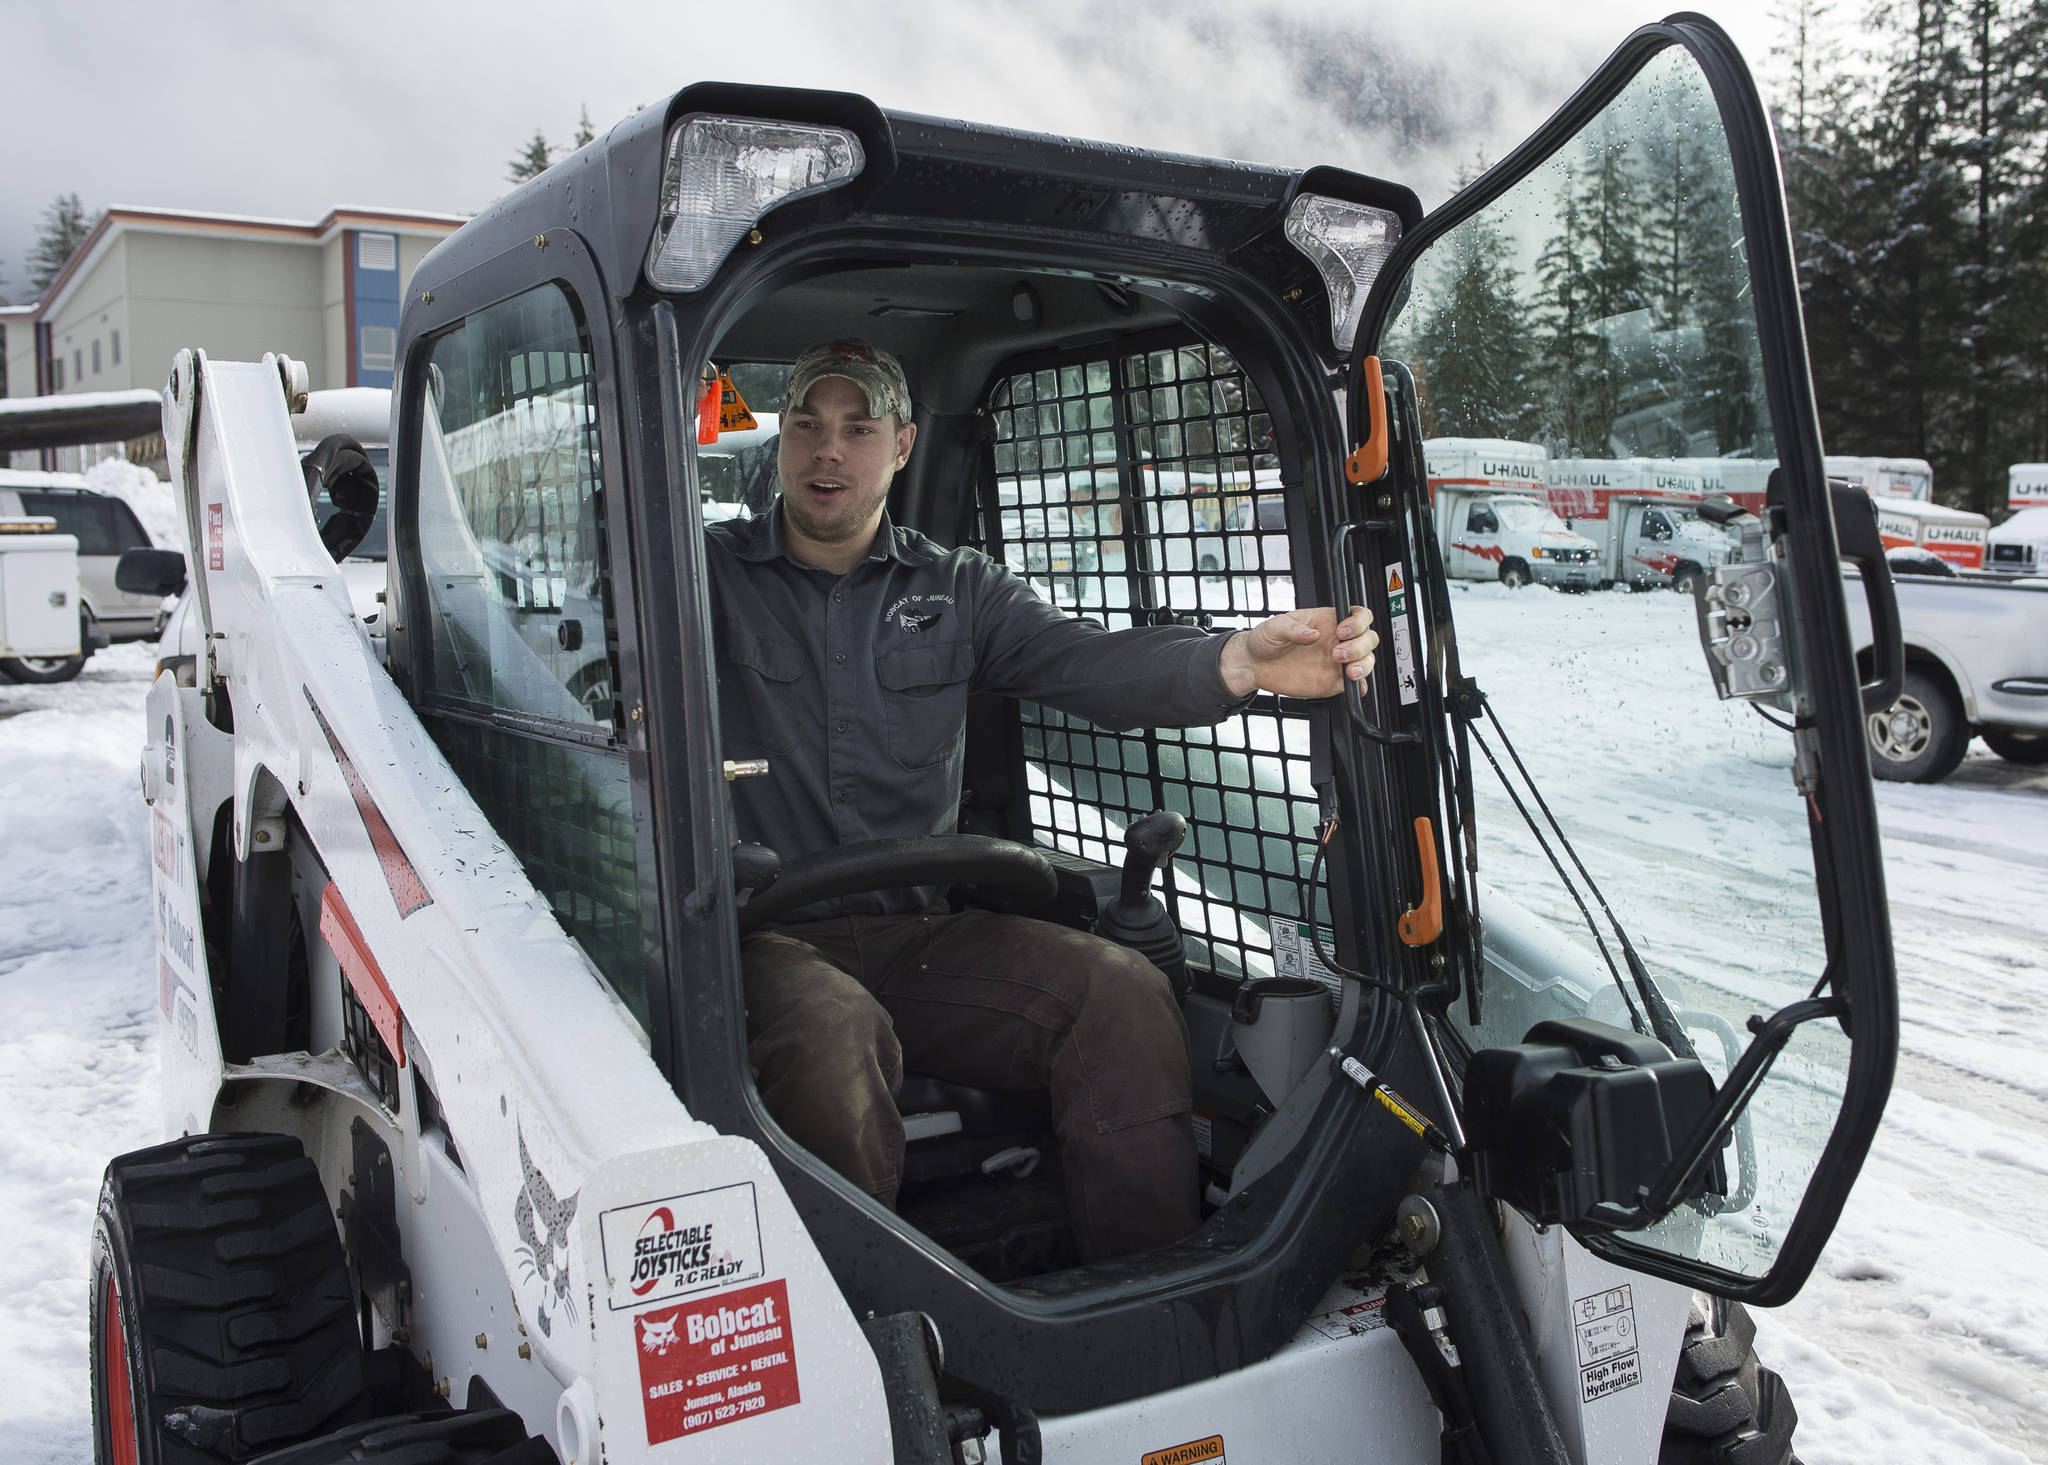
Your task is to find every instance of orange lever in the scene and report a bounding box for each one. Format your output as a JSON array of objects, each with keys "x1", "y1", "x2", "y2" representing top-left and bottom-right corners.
[
  {"x1": 1398, "y1": 815, "x2": 1442, "y2": 947},
  {"x1": 1345, "y1": 355, "x2": 1389, "y2": 485}
]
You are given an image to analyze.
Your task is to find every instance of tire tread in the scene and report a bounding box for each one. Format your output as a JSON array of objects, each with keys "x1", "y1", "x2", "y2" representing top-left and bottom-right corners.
[{"x1": 95, "y1": 1132, "x2": 369, "y2": 1464}]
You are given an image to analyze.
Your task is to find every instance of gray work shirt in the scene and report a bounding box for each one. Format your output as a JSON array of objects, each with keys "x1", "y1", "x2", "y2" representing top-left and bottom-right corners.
[{"x1": 707, "y1": 507, "x2": 1253, "y2": 916}]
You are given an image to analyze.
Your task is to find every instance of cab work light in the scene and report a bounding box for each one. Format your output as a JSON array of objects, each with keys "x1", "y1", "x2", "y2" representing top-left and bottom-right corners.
[
  {"x1": 645, "y1": 116, "x2": 865, "y2": 291},
  {"x1": 1283, "y1": 194, "x2": 1403, "y2": 353}
]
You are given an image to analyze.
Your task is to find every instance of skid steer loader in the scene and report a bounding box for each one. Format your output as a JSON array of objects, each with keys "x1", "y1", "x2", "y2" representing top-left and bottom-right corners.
[{"x1": 99, "y1": 15, "x2": 1905, "y2": 1464}]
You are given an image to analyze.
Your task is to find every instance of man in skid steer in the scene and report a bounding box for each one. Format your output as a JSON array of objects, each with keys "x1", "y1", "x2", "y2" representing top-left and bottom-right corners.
[{"x1": 707, "y1": 340, "x2": 1378, "y2": 1262}]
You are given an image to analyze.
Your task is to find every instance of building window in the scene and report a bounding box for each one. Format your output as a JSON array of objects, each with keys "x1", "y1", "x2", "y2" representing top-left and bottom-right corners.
[
  {"x1": 360, "y1": 325, "x2": 397, "y2": 374},
  {"x1": 111, "y1": 331, "x2": 120, "y2": 366},
  {"x1": 92, "y1": 340, "x2": 102, "y2": 374},
  {"x1": 52, "y1": 358, "x2": 64, "y2": 390},
  {"x1": 75, "y1": 349, "x2": 83, "y2": 381}
]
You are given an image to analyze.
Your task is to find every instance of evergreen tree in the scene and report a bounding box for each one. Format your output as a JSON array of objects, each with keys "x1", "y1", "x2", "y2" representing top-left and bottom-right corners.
[
  {"x1": 507, "y1": 130, "x2": 554, "y2": 184},
  {"x1": 27, "y1": 193, "x2": 93, "y2": 295},
  {"x1": 1409, "y1": 206, "x2": 1534, "y2": 439},
  {"x1": 573, "y1": 105, "x2": 596, "y2": 151}
]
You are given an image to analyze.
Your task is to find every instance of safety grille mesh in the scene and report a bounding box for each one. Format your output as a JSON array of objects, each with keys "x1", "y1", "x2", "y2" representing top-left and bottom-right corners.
[{"x1": 983, "y1": 343, "x2": 1324, "y2": 982}]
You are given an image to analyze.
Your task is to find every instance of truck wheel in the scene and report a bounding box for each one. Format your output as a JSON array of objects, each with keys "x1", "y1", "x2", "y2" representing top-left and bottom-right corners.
[
  {"x1": 244, "y1": 1409, "x2": 557, "y2": 1464},
  {"x1": 1498, "y1": 559, "x2": 1530, "y2": 589},
  {"x1": 1865, "y1": 667, "x2": 1968, "y2": 783},
  {"x1": 1982, "y1": 727, "x2": 2048, "y2": 765},
  {"x1": 91, "y1": 1133, "x2": 371, "y2": 1465},
  {"x1": 0, "y1": 652, "x2": 89, "y2": 683},
  {"x1": 1670, "y1": 562, "x2": 1704, "y2": 595},
  {"x1": 1660, "y1": 1295, "x2": 1798, "y2": 1465}
]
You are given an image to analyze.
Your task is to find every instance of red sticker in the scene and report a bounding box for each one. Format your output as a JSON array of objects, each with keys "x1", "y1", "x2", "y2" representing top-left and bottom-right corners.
[
  {"x1": 207, "y1": 504, "x2": 224, "y2": 571},
  {"x1": 636, "y1": 1279, "x2": 798, "y2": 1444}
]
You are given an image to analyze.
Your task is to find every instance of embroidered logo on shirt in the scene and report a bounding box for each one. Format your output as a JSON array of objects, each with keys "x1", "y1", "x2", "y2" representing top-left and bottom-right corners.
[{"x1": 885, "y1": 593, "x2": 954, "y2": 634}]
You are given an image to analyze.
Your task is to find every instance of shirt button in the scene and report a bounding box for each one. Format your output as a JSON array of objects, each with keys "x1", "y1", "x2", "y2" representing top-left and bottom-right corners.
[
  {"x1": 833, "y1": 651, "x2": 847, "y2": 663},
  {"x1": 834, "y1": 789, "x2": 851, "y2": 804},
  {"x1": 835, "y1": 720, "x2": 850, "y2": 733},
  {"x1": 832, "y1": 592, "x2": 844, "y2": 604}
]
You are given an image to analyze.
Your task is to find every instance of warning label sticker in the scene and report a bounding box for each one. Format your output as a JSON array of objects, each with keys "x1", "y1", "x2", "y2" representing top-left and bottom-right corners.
[
  {"x1": 636, "y1": 1278, "x2": 799, "y2": 1444},
  {"x1": 1269, "y1": 920, "x2": 1342, "y2": 1012},
  {"x1": 1305, "y1": 1292, "x2": 1390, "y2": 1342},
  {"x1": 1573, "y1": 1284, "x2": 1642, "y2": 1402},
  {"x1": 717, "y1": 372, "x2": 758, "y2": 433},
  {"x1": 600, "y1": 1182, "x2": 765, "y2": 1311},
  {"x1": 206, "y1": 503, "x2": 224, "y2": 571},
  {"x1": 1384, "y1": 561, "x2": 1419, "y2": 706},
  {"x1": 1191, "y1": 1106, "x2": 1213, "y2": 1160},
  {"x1": 1142, "y1": 1435, "x2": 1225, "y2": 1465}
]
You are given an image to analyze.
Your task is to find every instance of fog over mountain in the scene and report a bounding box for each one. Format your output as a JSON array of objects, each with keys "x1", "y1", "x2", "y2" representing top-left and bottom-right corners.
[{"x1": 0, "y1": 0, "x2": 1779, "y2": 304}]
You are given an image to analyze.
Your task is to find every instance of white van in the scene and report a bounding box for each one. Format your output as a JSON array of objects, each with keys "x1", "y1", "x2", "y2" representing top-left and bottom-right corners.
[{"x1": 1425, "y1": 438, "x2": 1600, "y2": 589}]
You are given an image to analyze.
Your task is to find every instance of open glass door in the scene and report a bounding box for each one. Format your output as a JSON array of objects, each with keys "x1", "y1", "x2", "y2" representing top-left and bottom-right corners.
[{"x1": 1350, "y1": 16, "x2": 1898, "y2": 1303}]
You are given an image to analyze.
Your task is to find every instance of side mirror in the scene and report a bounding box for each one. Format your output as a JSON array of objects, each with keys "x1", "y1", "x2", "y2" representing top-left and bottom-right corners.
[{"x1": 116, "y1": 547, "x2": 188, "y2": 598}]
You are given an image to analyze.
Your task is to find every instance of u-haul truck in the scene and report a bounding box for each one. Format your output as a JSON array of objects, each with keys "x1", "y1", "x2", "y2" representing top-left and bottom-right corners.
[
  {"x1": 1546, "y1": 458, "x2": 1738, "y2": 590},
  {"x1": 1678, "y1": 457, "x2": 1774, "y2": 514},
  {"x1": 1423, "y1": 438, "x2": 1600, "y2": 589},
  {"x1": 1824, "y1": 454, "x2": 1987, "y2": 569},
  {"x1": 1988, "y1": 464, "x2": 2048, "y2": 575}
]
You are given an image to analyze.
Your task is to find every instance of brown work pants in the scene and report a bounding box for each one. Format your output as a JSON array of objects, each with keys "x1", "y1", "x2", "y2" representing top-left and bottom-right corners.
[{"x1": 741, "y1": 909, "x2": 1199, "y2": 1263}]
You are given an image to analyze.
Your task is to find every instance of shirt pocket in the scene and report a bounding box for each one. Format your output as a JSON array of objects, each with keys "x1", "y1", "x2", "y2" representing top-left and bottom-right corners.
[
  {"x1": 716, "y1": 621, "x2": 804, "y2": 757},
  {"x1": 875, "y1": 639, "x2": 974, "y2": 771}
]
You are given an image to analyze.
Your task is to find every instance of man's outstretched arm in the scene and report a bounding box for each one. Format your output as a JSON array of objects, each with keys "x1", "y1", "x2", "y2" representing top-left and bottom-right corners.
[{"x1": 1218, "y1": 606, "x2": 1378, "y2": 700}]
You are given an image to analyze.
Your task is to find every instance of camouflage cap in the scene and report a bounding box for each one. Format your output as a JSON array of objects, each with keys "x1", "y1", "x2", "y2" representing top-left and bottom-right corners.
[{"x1": 784, "y1": 339, "x2": 914, "y2": 424}]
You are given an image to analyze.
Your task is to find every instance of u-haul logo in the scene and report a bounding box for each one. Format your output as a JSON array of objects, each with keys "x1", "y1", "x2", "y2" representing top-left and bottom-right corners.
[
  {"x1": 599, "y1": 1182, "x2": 765, "y2": 1311},
  {"x1": 1924, "y1": 524, "x2": 1985, "y2": 544}
]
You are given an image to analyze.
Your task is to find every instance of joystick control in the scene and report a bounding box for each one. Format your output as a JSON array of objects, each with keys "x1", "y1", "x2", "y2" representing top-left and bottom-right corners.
[{"x1": 1094, "y1": 810, "x2": 1192, "y2": 1001}]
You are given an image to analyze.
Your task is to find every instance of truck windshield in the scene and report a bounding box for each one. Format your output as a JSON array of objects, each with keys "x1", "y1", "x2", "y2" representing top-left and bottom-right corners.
[{"x1": 1492, "y1": 498, "x2": 1549, "y2": 531}]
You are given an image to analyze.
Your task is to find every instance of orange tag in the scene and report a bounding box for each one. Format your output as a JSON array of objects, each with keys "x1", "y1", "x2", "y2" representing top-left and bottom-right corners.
[
  {"x1": 718, "y1": 372, "x2": 758, "y2": 433},
  {"x1": 697, "y1": 377, "x2": 720, "y2": 446}
]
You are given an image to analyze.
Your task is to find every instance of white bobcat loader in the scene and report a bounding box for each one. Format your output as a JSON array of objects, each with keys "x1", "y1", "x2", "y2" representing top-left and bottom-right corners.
[{"x1": 100, "y1": 18, "x2": 1906, "y2": 1465}]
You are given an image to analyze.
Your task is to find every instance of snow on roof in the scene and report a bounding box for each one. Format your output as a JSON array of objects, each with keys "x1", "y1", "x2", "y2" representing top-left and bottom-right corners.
[{"x1": 0, "y1": 388, "x2": 161, "y2": 417}]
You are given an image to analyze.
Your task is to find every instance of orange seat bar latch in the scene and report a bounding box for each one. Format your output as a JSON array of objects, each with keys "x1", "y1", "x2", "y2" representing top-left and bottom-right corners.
[
  {"x1": 1398, "y1": 815, "x2": 1442, "y2": 948},
  {"x1": 1345, "y1": 355, "x2": 1389, "y2": 486}
]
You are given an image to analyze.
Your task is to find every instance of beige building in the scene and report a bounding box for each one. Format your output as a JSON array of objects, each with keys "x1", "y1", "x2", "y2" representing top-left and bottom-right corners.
[{"x1": 3, "y1": 205, "x2": 463, "y2": 468}]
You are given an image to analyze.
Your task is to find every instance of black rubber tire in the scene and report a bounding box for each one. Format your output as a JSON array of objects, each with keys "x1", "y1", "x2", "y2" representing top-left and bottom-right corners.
[
  {"x1": 91, "y1": 1133, "x2": 371, "y2": 1465},
  {"x1": 1671, "y1": 561, "x2": 1704, "y2": 595},
  {"x1": 1982, "y1": 726, "x2": 2048, "y2": 765},
  {"x1": 0, "y1": 651, "x2": 89, "y2": 683},
  {"x1": 247, "y1": 1409, "x2": 557, "y2": 1464},
  {"x1": 1661, "y1": 1295, "x2": 1798, "y2": 1465},
  {"x1": 1499, "y1": 559, "x2": 1531, "y2": 589},
  {"x1": 1866, "y1": 666, "x2": 1969, "y2": 783}
]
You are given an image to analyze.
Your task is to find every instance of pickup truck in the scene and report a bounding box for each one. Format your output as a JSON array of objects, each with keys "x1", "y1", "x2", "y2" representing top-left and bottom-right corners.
[{"x1": 1846, "y1": 565, "x2": 2048, "y2": 779}]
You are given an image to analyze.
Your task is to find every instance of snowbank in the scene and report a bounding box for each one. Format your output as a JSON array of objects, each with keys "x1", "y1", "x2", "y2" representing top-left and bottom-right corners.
[{"x1": 81, "y1": 457, "x2": 183, "y2": 553}]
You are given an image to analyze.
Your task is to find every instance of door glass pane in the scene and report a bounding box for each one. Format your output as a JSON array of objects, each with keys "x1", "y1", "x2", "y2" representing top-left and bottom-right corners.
[
  {"x1": 415, "y1": 283, "x2": 616, "y2": 725},
  {"x1": 1379, "y1": 44, "x2": 1842, "y2": 1281}
]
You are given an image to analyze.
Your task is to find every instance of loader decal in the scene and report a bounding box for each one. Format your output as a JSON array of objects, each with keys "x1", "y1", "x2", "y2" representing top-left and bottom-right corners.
[
  {"x1": 1142, "y1": 1435, "x2": 1225, "y2": 1465},
  {"x1": 303, "y1": 688, "x2": 433, "y2": 917},
  {"x1": 635, "y1": 1278, "x2": 800, "y2": 1444},
  {"x1": 514, "y1": 1126, "x2": 580, "y2": 1338},
  {"x1": 598, "y1": 1181, "x2": 765, "y2": 1311}
]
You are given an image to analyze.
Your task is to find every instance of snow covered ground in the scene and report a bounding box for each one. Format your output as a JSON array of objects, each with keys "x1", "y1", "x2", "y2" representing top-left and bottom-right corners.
[{"x1": 2, "y1": 586, "x2": 2044, "y2": 1462}]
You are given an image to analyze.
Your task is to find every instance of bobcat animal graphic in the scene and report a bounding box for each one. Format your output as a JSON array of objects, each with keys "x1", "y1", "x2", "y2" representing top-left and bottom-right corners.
[
  {"x1": 514, "y1": 1127, "x2": 579, "y2": 1338},
  {"x1": 640, "y1": 1314, "x2": 679, "y2": 1355}
]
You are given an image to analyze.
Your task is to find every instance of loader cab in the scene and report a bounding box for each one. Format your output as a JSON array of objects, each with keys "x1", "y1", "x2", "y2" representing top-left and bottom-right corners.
[{"x1": 379, "y1": 17, "x2": 1899, "y2": 1412}]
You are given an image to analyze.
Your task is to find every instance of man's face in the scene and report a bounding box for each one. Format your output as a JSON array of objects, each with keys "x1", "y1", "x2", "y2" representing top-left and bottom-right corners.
[{"x1": 776, "y1": 375, "x2": 915, "y2": 552}]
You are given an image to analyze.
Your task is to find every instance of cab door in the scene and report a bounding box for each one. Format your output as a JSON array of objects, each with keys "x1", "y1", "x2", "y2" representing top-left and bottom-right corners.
[{"x1": 1349, "y1": 16, "x2": 1898, "y2": 1304}]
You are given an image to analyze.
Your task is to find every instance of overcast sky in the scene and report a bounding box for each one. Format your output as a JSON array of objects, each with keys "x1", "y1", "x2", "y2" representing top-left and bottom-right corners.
[{"x1": 2, "y1": 0, "x2": 1807, "y2": 306}]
